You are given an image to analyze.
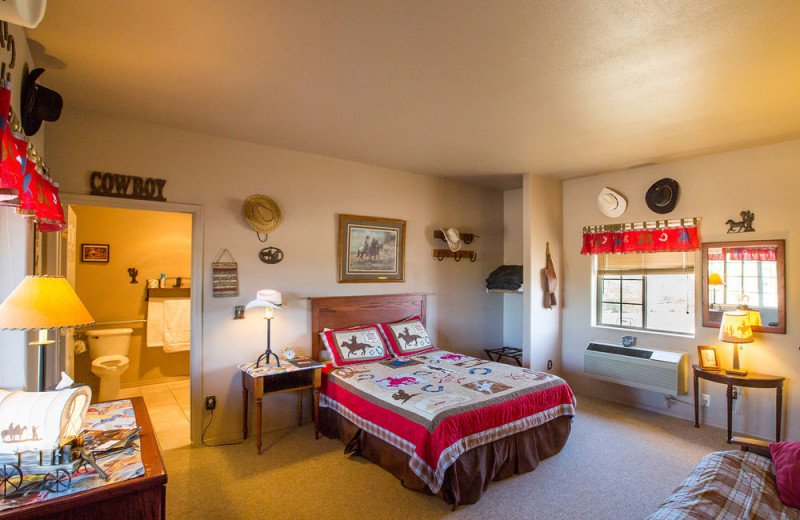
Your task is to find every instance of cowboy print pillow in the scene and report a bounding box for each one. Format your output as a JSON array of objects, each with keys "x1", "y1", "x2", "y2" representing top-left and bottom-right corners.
[
  {"x1": 379, "y1": 318, "x2": 435, "y2": 357},
  {"x1": 321, "y1": 325, "x2": 392, "y2": 367}
]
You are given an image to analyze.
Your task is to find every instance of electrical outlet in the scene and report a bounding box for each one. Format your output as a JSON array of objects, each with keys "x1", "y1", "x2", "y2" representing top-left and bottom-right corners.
[
  {"x1": 547, "y1": 360, "x2": 553, "y2": 370},
  {"x1": 205, "y1": 395, "x2": 216, "y2": 410},
  {"x1": 702, "y1": 394, "x2": 710, "y2": 407}
]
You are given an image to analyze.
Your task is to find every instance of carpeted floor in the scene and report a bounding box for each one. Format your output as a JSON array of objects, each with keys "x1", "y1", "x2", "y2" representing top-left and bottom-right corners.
[{"x1": 163, "y1": 395, "x2": 731, "y2": 519}]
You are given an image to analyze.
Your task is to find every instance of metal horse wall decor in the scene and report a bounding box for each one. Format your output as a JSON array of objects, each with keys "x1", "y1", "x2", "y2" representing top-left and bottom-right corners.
[{"x1": 725, "y1": 210, "x2": 755, "y2": 233}]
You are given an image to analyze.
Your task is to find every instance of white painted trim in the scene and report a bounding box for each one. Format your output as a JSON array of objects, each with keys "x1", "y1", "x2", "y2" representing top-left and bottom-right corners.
[{"x1": 55, "y1": 192, "x2": 205, "y2": 447}]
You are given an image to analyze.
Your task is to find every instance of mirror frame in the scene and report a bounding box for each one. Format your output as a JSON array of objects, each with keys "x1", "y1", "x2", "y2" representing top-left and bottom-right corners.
[{"x1": 701, "y1": 239, "x2": 786, "y2": 334}]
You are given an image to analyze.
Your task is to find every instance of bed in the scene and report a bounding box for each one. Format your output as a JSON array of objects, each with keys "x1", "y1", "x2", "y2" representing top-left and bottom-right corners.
[
  {"x1": 646, "y1": 445, "x2": 800, "y2": 520},
  {"x1": 310, "y1": 293, "x2": 576, "y2": 507}
]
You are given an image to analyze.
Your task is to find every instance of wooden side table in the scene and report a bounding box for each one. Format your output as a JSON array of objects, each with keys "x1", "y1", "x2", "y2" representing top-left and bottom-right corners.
[
  {"x1": 240, "y1": 359, "x2": 323, "y2": 454},
  {"x1": 692, "y1": 364, "x2": 784, "y2": 444}
]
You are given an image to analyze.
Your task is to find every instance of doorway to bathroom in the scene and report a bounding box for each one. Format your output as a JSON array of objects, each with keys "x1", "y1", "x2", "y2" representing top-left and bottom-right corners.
[{"x1": 50, "y1": 194, "x2": 203, "y2": 450}]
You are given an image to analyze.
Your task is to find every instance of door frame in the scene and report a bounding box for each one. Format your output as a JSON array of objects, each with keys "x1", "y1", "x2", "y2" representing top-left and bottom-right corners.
[{"x1": 51, "y1": 192, "x2": 204, "y2": 447}]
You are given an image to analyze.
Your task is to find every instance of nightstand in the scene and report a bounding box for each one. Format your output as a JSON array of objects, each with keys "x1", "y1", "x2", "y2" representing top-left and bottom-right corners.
[
  {"x1": 240, "y1": 358, "x2": 324, "y2": 454},
  {"x1": 692, "y1": 364, "x2": 784, "y2": 444}
]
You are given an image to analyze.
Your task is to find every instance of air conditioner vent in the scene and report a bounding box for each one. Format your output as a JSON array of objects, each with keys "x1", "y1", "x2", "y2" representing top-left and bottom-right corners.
[{"x1": 584, "y1": 342, "x2": 688, "y2": 395}]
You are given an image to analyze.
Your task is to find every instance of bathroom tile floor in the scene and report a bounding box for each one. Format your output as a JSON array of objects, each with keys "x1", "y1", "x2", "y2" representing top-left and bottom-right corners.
[{"x1": 117, "y1": 378, "x2": 191, "y2": 450}]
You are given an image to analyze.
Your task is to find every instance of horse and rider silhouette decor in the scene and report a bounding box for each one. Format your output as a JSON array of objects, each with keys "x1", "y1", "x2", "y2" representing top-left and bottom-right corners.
[
  {"x1": 725, "y1": 210, "x2": 755, "y2": 233},
  {"x1": 338, "y1": 214, "x2": 405, "y2": 283}
]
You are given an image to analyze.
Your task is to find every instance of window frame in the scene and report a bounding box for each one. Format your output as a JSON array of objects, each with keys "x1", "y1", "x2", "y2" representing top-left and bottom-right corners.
[{"x1": 594, "y1": 254, "x2": 695, "y2": 335}]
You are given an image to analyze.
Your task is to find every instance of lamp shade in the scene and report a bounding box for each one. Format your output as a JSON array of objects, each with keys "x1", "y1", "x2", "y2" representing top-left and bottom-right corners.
[
  {"x1": 0, "y1": 276, "x2": 94, "y2": 330},
  {"x1": 718, "y1": 311, "x2": 753, "y2": 344},
  {"x1": 708, "y1": 273, "x2": 724, "y2": 285}
]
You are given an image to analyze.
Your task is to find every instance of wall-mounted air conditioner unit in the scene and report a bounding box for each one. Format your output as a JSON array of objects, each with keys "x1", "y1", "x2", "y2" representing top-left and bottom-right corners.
[{"x1": 584, "y1": 342, "x2": 688, "y2": 395}]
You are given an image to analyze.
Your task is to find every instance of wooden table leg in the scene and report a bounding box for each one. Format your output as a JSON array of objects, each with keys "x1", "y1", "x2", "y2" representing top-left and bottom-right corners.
[
  {"x1": 776, "y1": 382, "x2": 783, "y2": 442},
  {"x1": 256, "y1": 396, "x2": 263, "y2": 455},
  {"x1": 242, "y1": 373, "x2": 249, "y2": 440},
  {"x1": 726, "y1": 384, "x2": 733, "y2": 443},
  {"x1": 297, "y1": 390, "x2": 303, "y2": 427},
  {"x1": 693, "y1": 372, "x2": 699, "y2": 427},
  {"x1": 314, "y1": 387, "x2": 320, "y2": 440}
]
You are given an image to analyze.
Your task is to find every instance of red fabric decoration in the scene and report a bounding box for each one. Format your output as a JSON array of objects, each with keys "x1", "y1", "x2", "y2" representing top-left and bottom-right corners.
[
  {"x1": 708, "y1": 247, "x2": 777, "y2": 262},
  {"x1": 581, "y1": 226, "x2": 699, "y2": 255},
  {"x1": 0, "y1": 131, "x2": 27, "y2": 203},
  {"x1": 769, "y1": 441, "x2": 800, "y2": 508}
]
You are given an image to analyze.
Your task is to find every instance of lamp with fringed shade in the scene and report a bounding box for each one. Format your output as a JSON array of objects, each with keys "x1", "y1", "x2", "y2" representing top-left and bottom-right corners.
[
  {"x1": 0, "y1": 276, "x2": 94, "y2": 391},
  {"x1": 718, "y1": 310, "x2": 753, "y2": 376}
]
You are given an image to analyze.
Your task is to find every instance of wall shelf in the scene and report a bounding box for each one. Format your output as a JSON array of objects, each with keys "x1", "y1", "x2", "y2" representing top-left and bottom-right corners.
[
  {"x1": 433, "y1": 230, "x2": 477, "y2": 244},
  {"x1": 433, "y1": 249, "x2": 476, "y2": 262},
  {"x1": 488, "y1": 289, "x2": 522, "y2": 294}
]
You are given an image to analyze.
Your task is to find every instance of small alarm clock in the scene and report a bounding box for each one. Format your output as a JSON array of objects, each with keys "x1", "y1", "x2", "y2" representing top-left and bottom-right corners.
[{"x1": 282, "y1": 346, "x2": 297, "y2": 360}]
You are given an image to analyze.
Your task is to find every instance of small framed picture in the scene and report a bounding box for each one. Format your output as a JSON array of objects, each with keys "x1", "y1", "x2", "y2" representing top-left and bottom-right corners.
[
  {"x1": 81, "y1": 244, "x2": 110, "y2": 263},
  {"x1": 697, "y1": 345, "x2": 721, "y2": 371}
]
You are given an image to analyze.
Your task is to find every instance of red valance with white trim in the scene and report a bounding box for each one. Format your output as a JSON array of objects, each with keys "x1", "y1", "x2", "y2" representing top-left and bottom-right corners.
[
  {"x1": 0, "y1": 79, "x2": 66, "y2": 232},
  {"x1": 581, "y1": 219, "x2": 700, "y2": 255}
]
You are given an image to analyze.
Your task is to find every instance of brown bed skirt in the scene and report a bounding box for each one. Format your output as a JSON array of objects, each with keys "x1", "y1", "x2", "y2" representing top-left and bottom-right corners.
[{"x1": 319, "y1": 407, "x2": 573, "y2": 507}]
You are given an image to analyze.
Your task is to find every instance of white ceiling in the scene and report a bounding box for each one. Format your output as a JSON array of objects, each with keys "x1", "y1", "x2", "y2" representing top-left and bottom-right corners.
[{"x1": 27, "y1": 1, "x2": 800, "y2": 190}]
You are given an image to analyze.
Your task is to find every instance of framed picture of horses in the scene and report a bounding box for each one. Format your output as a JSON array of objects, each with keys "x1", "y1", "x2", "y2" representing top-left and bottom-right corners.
[{"x1": 338, "y1": 214, "x2": 405, "y2": 283}]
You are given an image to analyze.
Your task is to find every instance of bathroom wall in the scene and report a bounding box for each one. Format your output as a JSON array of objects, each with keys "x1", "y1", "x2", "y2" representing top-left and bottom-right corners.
[{"x1": 72, "y1": 205, "x2": 192, "y2": 394}]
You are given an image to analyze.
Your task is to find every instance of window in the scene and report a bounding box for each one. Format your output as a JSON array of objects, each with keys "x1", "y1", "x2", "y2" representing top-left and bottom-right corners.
[
  {"x1": 595, "y1": 252, "x2": 694, "y2": 334},
  {"x1": 708, "y1": 248, "x2": 778, "y2": 309}
]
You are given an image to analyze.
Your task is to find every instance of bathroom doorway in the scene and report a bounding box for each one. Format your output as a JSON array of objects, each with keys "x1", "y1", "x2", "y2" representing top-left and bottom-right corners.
[{"x1": 49, "y1": 194, "x2": 203, "y2": 449}]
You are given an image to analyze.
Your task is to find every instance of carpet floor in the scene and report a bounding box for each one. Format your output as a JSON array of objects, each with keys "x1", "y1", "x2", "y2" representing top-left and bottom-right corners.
[{"x1": 163, "y1": 394, "x2": 731, "y2": 519}]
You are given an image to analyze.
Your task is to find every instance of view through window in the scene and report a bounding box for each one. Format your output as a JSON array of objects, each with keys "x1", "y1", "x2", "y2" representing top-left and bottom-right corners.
[{"x1": 596, "y1": 252, "x2": 694, "y2": 334}]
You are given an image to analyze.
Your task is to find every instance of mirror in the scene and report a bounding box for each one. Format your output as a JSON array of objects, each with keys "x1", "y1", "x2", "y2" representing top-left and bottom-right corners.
[{"x1": 701, "y1": 239, "x2": 785, "y2": 333}]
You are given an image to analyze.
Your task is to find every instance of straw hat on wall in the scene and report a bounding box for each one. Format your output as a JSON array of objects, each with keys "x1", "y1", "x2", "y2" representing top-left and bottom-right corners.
[{"x1": 242, "y1": 195, "x2": 282, "y2": 234}]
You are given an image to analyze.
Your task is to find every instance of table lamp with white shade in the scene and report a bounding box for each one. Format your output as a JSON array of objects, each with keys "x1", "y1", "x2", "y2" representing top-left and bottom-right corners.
[
  {"x1": 718, "y1": 310, "x2": 753, "y2": 376},
  {"x1": 0, "y1": 276, "x2": 94, "y2": 391},
  {"x1": 245, "y1": 289, "x2": 283, "y2": 368}
]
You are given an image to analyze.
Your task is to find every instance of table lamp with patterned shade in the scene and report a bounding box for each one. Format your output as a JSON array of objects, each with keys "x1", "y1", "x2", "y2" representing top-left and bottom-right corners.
[
  {"x1": 719, "y1": 310, "x2": 753, "y2": 376},
  {"x1": 245, "y1": 289, "x2": 283, "y2": 368},
  {"x1": 0, "y1": 276, "x2": 94, "y2": 391}
]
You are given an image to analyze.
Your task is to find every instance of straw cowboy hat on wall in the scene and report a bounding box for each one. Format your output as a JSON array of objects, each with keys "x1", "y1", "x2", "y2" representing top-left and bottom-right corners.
[{"x1": 242, "y1": 195, "x2": 282, "y2": 235}]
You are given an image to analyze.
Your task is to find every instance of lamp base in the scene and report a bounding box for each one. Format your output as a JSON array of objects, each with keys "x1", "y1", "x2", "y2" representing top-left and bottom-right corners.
[
  {"x1": 255, "y1": 349, "x2": 280, "y2": 368},
  {"x1": 726, "y1": 368, "x2": 748, "y2": 376}
]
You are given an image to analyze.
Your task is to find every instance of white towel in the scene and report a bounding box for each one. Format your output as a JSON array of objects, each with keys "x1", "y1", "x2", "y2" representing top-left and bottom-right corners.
[
  {"x1": 163, "y1": 298, "x2": 191, "y2": 353},
  {"x1": 146, "y1": 298, "x2": 165, "y2": 347}
]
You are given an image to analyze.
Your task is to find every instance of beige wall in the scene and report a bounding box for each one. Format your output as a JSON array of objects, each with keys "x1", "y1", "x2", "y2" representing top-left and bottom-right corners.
[
  {"x1": 562, "y1": 139, "x2": 800, "y2": 441},
  {"x1": 523, "y1": 175, "x2": 563, "y2": 371},
  {"x1": 502, "y1": 189, "x2": 523, "y2": 348},
  {"x1": 71, "y1": 205, "x2": 191, "y2": 394},
  {"x1": 0, "y1": 23, "x2": 48, "y2": 391},
  {"x1": 44, "y1": 108, "x2": 505, "y2": 442}
]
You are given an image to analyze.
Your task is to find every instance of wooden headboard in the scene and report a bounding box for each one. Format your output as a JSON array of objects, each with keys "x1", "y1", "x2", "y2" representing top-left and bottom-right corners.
[{"x1": 310, "y1": 293, "x2": 427, "y2": 361}]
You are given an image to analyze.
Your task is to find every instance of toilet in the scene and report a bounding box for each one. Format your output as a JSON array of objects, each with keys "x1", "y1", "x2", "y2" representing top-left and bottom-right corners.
[{"x1": 86, "y1": 328, "x2": 133, "y2": 402}]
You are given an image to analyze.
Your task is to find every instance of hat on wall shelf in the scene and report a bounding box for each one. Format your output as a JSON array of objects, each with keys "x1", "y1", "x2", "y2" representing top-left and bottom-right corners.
[
  {"x1": 21, "y1": 68, "x2": 63, "y2": 136},
  {"x1": 597, "y1": 187, "x2": 627, "y2": 218},
  {"x1": 645, "y1": 178, "x2": 680, "y2": 214},
  {"x1": 0, "y1": 0, "x2": 47, "y2": 28},
  {"x1": 242, "y1": 195, "x2": 282, "y2": 238},
  {"x1": 440, "y1": 227, "x2": 462, "y2": 252}
]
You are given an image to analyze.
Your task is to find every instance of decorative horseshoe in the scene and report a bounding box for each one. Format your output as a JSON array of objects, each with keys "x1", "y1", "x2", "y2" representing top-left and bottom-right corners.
[
  {"x1": 470, "y1": 253, "x2": 477, "y2": 262},
  {"x1": 454, "y1": 252, "x2": 462, "y2": 262},
  {"x1": 437, "y1": 251, "x2": 445, "y2": 261},
  {"x1": 257, "y1": 232, "x2": 269, "y2": 242}
]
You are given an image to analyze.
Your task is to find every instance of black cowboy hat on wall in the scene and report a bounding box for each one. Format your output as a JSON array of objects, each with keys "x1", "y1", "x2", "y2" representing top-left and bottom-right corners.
[
  {"x1": 645, "y1": 178, "x2": 680, "y2": 214},
  {"x1": 22, "y1": 68, "x2": 63, "y2": 136}
]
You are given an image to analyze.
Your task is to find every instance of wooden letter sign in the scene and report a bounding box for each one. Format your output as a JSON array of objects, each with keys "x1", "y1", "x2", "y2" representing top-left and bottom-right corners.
[{"x1": 89, "y1": 171, "x2": 167, "y2": 201}]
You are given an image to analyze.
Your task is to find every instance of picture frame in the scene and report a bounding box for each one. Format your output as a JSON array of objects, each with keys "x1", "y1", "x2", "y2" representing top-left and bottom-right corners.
[
  {"x1": 338, "y1": 214, "x2": 405, "y2": 283},
  {"x1": 81, "y1": 243, "x2": 110, "y2": 263},
  {"x1": 697, "y1": 345, "x2": 721, "y2": 371}
]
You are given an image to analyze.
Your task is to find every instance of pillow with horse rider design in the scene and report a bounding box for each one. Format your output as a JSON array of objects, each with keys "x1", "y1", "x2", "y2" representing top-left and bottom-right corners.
[
  {"x1": 321, "y1": 325, "x2": 392, "y2": 367},
  {"x1": 379, "y1": 318, "x2": 436, "y2": 357}
]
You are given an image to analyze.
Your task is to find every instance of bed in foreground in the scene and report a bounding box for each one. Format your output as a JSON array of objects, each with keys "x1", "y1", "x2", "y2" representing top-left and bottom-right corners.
[{"x1": 310, "y1": 293, "x2": 575, "y2": 507}]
